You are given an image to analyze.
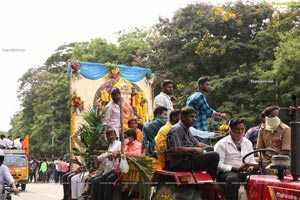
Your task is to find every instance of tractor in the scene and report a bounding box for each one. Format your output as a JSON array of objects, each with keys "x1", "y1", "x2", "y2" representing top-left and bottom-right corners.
[{"x1": 150, "y1": 96, "x2": 300, "y2": 200}]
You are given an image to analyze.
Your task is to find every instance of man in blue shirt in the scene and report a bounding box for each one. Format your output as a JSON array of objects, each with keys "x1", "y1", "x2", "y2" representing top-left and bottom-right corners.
[
  {"x1": 142, "y1": 106, "x2": 168, "y2": 156},
  {"x1": 186, "y1": 76, "x2": 227, "y2": 131}
]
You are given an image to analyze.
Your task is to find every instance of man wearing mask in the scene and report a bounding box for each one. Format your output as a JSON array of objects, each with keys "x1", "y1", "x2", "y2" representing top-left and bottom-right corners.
[
  {"x1": 214, "y1": 118, "x2": 257, "y2": 200},
  {"x1": 256, "y1": 106, "x2": 291, "y2": 163}
]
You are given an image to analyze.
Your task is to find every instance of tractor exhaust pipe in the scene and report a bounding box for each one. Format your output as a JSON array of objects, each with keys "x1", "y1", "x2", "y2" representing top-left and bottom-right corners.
[{"x1": 291, "y1": 95, "x2": 300, "y2": 181}]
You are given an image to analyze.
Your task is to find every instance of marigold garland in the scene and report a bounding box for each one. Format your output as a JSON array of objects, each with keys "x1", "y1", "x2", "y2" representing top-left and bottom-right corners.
[{"x1": 70, "y1": 113, "x2": 76, "y2": 148}]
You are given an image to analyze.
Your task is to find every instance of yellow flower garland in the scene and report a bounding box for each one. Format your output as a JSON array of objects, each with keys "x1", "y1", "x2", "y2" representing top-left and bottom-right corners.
[{"x1": 70, "y1": 113, "x2": 76, "y2": 148}]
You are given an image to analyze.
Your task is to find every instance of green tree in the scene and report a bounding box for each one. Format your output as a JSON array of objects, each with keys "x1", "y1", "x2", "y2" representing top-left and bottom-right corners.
[{"x1": 143, "y1": 1, "x2": 274, "y2": 126}]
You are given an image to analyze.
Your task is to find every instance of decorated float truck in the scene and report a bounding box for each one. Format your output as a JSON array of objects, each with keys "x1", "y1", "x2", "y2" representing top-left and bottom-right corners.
[
  {"x1": 68, "y1": 61, "x2": 300, "y2": 199},
  {"x1": 68, "y1": 61, "x2": 154, "y2": 153}
]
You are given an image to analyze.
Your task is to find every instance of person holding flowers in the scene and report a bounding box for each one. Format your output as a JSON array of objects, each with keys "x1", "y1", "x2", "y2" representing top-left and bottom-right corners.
[{"x1": 186, "y1": 76, "x2": 227, "y2": 131}]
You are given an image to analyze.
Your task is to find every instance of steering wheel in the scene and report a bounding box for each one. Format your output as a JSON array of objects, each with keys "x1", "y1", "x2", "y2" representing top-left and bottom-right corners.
[{"x1": 242, "y1": 148, "x2": 277, "y2": 175}]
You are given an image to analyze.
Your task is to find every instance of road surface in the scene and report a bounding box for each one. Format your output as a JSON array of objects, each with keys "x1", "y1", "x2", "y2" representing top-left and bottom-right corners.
[{"x1": 12, "y1": 182, "x2": 64, "y2": 200}]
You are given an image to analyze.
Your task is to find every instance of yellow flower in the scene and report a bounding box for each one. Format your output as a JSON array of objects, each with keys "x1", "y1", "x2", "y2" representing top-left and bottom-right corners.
[{"x1": 219, "y1": 124, "x2": 229, "y2": 131}]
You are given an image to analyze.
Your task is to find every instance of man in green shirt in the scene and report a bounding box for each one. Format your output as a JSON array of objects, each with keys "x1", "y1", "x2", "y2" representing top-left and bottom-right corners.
[{"x1": 39, "y1": 159, "x2": 48, "y2": 182}]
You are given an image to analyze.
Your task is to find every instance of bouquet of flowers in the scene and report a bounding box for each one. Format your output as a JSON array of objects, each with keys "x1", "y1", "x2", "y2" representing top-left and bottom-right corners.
[
  {"x1": 110, "y1": 67, "x2": 120, "y2": 79},
  {"x1": 70, "y1": 61, "x2": 80, "y2": 77},
  {"x1": 71, "y1": 94, "x2": 84, "y2": 113}
]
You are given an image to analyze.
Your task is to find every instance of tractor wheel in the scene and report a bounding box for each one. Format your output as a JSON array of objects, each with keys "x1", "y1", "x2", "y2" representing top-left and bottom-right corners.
[
  {"x1": 154, "y1": 184, "x2": 202, "y2": 200},
  {"x1": 21, "y1": 184, "x2": 26, "y2": 191}
]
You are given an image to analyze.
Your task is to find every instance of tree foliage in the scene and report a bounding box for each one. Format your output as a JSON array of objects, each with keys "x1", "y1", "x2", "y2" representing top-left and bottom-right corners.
[{"x1": 9, "y1": 1, "x2": 300, "y2": 157}]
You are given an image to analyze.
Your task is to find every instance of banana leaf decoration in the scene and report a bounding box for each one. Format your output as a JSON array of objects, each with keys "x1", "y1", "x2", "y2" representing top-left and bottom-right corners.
[
  {"x1": 122, "y1": 156, "x2": 155, "y2": 200},
  {"x1": 74, "y1": 101, "x2": 156, "y2": 199}
]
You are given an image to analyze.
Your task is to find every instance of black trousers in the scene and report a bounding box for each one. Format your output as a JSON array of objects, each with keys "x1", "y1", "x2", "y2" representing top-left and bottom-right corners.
[
  {"x1": 62, "y1": 172, "x2": 74, "y2": 200},
  {"x1": 90, "y1": 170, "x2": 117, "y2": 200},
  {"x1": 169, "y1": 151, "x2": 219, "y2": 180},
  {"x1": 216, "y1": 172, "x2": 248, "y2": 200}
]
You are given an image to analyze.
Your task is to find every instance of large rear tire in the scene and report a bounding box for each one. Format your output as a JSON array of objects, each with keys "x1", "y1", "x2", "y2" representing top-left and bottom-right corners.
[
  {"x1": 21, "y1": 184, "x2": 26, "y2": 191},
  {"x1": 154, "y1": 184, "x2": 202, "y2": 200}
]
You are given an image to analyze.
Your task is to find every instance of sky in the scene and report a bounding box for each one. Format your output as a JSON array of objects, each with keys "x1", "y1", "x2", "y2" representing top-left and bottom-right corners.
[
  {"x1": 2, "y1": 0, "x2": 216, "y2": 131},
  {"x1": 3, "y1": 0, "x2": 272, "y2": 131}
]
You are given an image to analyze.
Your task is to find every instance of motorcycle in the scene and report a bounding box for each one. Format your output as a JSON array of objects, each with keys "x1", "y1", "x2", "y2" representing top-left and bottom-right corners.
[{"x1": 0, "y1": 184, "x2": 12, "y2": 200}]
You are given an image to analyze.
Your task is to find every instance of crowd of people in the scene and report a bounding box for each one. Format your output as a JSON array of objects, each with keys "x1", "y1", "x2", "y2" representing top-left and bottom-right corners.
[
  {"x1": 28, "y1": 157, "x2": 70, "y2": 184},
  {"x1": 62, "y1": 76, "x2": 292, "y2": 200}
]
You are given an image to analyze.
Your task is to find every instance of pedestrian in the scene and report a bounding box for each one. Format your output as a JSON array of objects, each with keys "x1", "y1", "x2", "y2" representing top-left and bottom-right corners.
[
  {"x1": 39, "y1": 159, "x2": 48, "y2": 183},
  {"x1": 29, "y1": 157, "x2": 39, "y2": 183}
]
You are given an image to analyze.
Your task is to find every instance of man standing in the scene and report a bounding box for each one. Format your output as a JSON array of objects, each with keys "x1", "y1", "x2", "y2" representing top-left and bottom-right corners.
[
  {"x1": 186, "y1": 76, "x2": 227, "y2": 131},
  {"x1": 214, "y1": 118, "x2": 257, "y2": 200},
  {"x1": 153, "y1": 80, "x2": 174, "y2": 117},
  {"x1": 256, "y1": 106, "x2": 291, "y2": 162},
  {"x1": 102, "y1": 88, "x2": 121, "y2": 140},
  {"x1": 142, "y1": 106, "x2": 168, "y2": 156},
  {"x1": 166, "y1": 107, "x2": 219, "y2": 180}
]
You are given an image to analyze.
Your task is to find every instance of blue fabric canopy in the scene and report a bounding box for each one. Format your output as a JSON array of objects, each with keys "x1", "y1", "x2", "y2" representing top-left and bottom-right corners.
[{"x1": 68, "y1": 61, "x2": 152, "y2": 82}]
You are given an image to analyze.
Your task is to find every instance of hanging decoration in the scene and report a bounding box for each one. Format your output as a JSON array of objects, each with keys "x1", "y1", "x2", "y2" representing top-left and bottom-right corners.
[
  {"x1": 67, "y1": 61, "x2": 152, "y2": 82},
  {"x1": 71, "y1": 94, "x2": 84, "y2": 113},
  {"x1": 70, "y1": 113, "x2": 76, "y2": 148},
  {"x1": 70, "y1": 61, "x2": 81, "y2": 77}
]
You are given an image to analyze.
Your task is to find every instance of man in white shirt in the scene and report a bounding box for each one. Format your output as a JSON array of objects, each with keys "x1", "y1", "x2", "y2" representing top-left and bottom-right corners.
[
  {"x1": 13, "y1": 136, "x2": 22, "y2": 149},
  {"x1": 0, "y1": 135, "x2": 6, "y2": 148},
  {"x1": 89, "y1": 128, "x2": 121, "y2": 200},
  {"x1": 153, "y1": 80, "x2": 174, "y2": 118},
  {"x1": 5, "y1": 135, "x2": 13, "y2": 149},
  {"x1": 214, "y1": 118, "x2": 257, "y2": 200}
]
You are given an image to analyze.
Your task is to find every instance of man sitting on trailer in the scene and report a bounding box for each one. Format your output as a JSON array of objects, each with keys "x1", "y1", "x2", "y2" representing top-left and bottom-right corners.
[{"x1": 166, "y1": 107, "x2": 219, "y2": 180}]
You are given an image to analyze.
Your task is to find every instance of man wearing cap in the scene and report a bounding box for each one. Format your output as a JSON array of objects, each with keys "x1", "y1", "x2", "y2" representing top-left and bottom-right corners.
[
  {"x1": 186, "y1": 76, "x2": 227, "y2": 132},
  {"x1": 256, "y1": 106, "x2": 291, "y2": 162},
  {"x1": 0, "y1": 149, "x2": 19, "y2": 195}
]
